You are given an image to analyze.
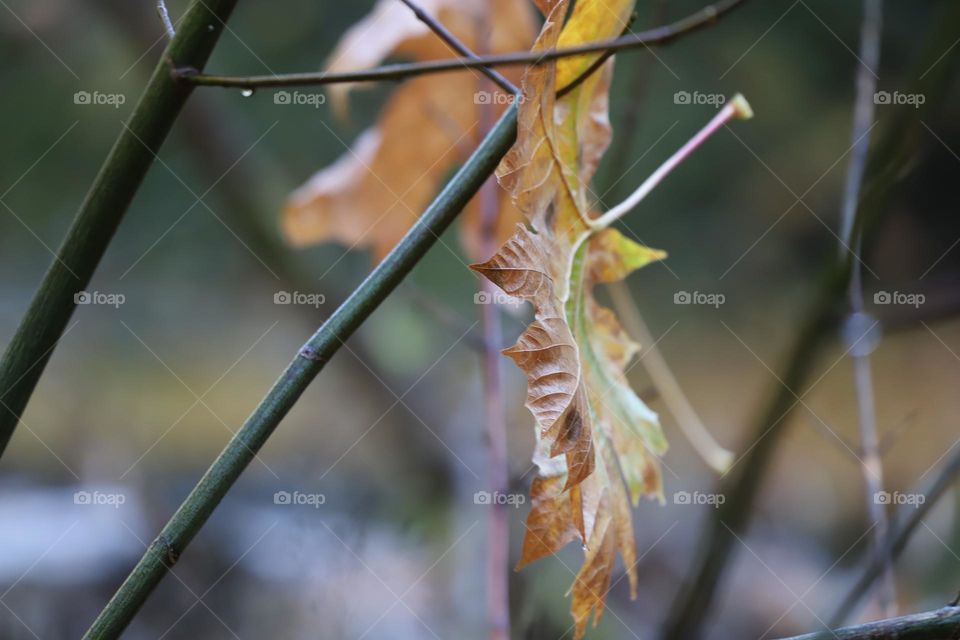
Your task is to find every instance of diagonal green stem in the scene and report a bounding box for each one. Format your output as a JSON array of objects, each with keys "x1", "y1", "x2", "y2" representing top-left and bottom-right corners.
[
  {"x1": 82, "y1": 102, "x2": 520, "y2": 640},
  {"x1": 0, "y1": 0, "x2": 240, "y2": 457}
]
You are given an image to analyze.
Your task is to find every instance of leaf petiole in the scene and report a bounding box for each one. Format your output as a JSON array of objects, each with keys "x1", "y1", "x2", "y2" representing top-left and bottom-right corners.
[{"x1": 591, "y1": 93, "x2": 753, "y2": 231}]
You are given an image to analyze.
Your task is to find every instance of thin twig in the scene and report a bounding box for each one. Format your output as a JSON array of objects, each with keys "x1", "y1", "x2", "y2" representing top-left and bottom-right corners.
[
  {"x1": 554, "y1": 10, "x2": 638, "y2": 98},
  {"x1": 838, "y1": 0, "x2": 893, "y2": 618},
  {"x1": 157, "y1": 0, "x2": 176, "y2": 39},
  {"x1": 779, "y1": 606, "x2": 960, "y2": 640},
  {"x1": 398, "y1": 0, "x2": 517, "y2": 94},
  {"x1": 179, "y1": 0, "x2": 748, "y2": 90}
]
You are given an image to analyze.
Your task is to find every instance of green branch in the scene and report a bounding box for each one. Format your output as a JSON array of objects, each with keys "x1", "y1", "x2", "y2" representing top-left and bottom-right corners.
[
  {"x1": 0, "y1": 0, "x2": 240, "y2": 456},
  {"x1": 82, "y1": 102, "x2": 519, "y2": 640},
  {"x1": 779, "y1": 606, "x2": 960, "y2": 640}
]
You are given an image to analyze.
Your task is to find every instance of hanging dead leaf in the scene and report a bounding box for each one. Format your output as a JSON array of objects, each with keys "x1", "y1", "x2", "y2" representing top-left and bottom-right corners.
[
  {"x1": 471, "y1": 1, "x2": 669, "y2": 636},
  {"x1": 283, "y1": 0, "x2": 536, "y2": 262}
]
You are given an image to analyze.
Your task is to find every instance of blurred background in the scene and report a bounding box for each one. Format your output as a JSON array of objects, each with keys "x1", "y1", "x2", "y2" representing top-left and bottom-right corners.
[{"x1": 1, "y1": 0, "x2": 959, "y2": 638}]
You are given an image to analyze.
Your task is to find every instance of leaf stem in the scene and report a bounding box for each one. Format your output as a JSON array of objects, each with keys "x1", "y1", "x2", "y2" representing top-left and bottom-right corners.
[{"x1": 592, "y1": 94, "x2": 752, "y2": 230}]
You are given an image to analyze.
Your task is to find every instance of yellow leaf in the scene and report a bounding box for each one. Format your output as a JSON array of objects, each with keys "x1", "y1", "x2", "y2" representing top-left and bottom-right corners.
[
  {"x1": 282, "y1": 0, "x2": 536, "y2": 261},
  {"x1": 471, "y1": 1, "x2": 668, "y2": 636}
]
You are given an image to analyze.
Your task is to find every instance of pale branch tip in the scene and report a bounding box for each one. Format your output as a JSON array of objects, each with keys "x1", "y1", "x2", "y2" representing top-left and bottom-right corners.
[{"x1": 157, "y1": 0, "x2": 176, "y2": 39}]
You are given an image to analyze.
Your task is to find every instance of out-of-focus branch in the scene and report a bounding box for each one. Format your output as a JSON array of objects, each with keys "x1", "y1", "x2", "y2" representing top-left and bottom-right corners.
[
  {"x1": 399, "y1": 0, "x2": 517, "y2": 632},
  {"x1": 662, "y1": 265, "x2": 848, "y2": 640},
  {"x1": 608, "y1": 281, "x2": 733, "y2": 472},
  {"x1": 838, "y1": 0, "x2": 894, "y2": 618}
]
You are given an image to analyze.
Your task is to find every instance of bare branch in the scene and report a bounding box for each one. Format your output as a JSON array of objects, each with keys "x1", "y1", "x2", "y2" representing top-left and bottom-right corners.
[{"x1": 398, "y1": 0, "x2": 517, "y2": 94}]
